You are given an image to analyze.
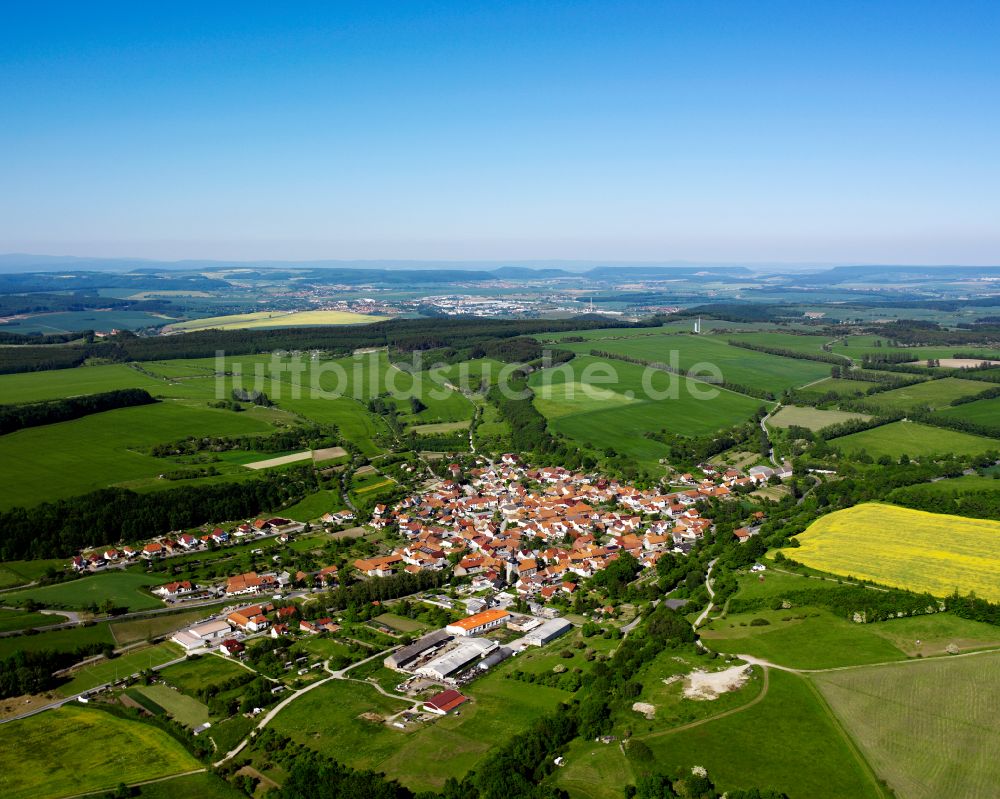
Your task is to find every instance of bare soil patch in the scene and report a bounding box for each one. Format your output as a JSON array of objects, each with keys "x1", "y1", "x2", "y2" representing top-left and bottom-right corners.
[{"x1": 683, "y1": 665, "x2": 752, "y2": 701}]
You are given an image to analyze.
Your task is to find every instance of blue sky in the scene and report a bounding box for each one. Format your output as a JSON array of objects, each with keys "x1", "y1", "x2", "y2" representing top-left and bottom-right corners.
[{"x1": 1, "y1": 1, "x2": 998, "y2": 263}]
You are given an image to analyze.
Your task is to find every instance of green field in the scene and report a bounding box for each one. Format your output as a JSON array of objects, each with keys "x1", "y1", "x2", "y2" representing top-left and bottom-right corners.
[
  {"x1": 0, "y1": 399, "x2": 278, "y2": 508},
  {"x1": 1, "y1": 310, "x2": 178, "y2": 335},
  {"x1": 702, "y1": 607, "x2": 908, "y2": 669},
  {"x1": 0, "y1": 704, "x2": 201, "y2": 799},
  {"x1": 6, "y1": 571, "x2": 167, "y2": 611},
  {"x1": 814, "y1": 651, "x2": 1000, "y2": 799},
  {"x1": 0, "y1": 350, "x2": 477, "y2": 505},
  {"x1": 528, "y1": 354, "x2": 764, "y2": 468},
  {"x1": 767, "y1": 404, "x2": 869, "y2": 431},
  {"x1": 0, "y1": 608, "x2": 66, "y2": 632},
  {"x1": 789, "y1": 503, "x2": 1000, "y2": 601},
  {"x1": 829, "y1": 420, "x2": 997, "y2": 458},
  {"x1": 133, "y1": 682, "x2": 210, "y2": 727},
  {"x1": 935, "y1": 396, "x2": 1000, "y2": 428},
  {"x1": 635, "y1": 669, "x2": 884, "y2": 799},
  {"x1": 794, "y1": 376, "x2": 869, "y2": 399},
  {"x1": 0, "y1": 622, "x2": 114, "y2": 659},
  {"x1": 560, "y1": 333, "x2": 831, "y2": 391},
  {"x1": 0, "y1": 558, "x2": 68, "y2": 587},
  {"x1": 861, "y1": 377, "x2": 988, "y2": 412}
]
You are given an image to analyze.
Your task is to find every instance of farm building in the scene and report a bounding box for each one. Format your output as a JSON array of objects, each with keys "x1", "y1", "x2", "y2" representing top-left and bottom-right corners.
[
  {"x1": 445, "y1": 608, "x2": 510, "y2": 637},
  {"x1": 424, "y1": 689, "x2": 469, "y2": 715},
  {"x1": 384, "y1": 629, "x2": 451, "y2": 670},
  {"x1": 418, "y1": 638, "x2": 497, "y2": 680},
  {"x1": 171, "y1": 619, "x2": 232, "y2": 651},
  {"x1": 520, "y1": 618, "x2": 572, "y2": 647}
]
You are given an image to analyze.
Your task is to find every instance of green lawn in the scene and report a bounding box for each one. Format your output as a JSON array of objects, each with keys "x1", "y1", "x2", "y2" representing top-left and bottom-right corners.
[
  {"x1": 159, "y1": 654, "x2": 252, "y2": 695},
  {"x1": 6, "y1": 571, "x2": 168, "y2": 611},
  {"x1": 58, "y1": 642, "x2": 183, "y2": 696},
  {"x1": 829, "y1": 420, "x2": 998, "y2": 458},
  {"x1": 0, "y1": 704, "x2": 202, "y2": 799},
  {"x1": 814, "y1": 651, "x2": 1000, "y2": 799},
  {"x1": 0, "y1": 559, "x2": 68, "y2": 588},
  {"x1": 552, "y1": 738, "x2": 637, "y2": 799},
  {"x1": 133, "y1": 682, "x2": 210, "y2": 727},
  {"x1": 639, "y1": 669, "x2": 885, "y2": 799}
]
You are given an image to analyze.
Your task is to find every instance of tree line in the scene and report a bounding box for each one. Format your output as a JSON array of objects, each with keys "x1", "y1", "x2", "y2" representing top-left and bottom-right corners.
[
  {"x1": 0, "y1": 466, "x2": 319, "y2": 560},
  {"x1": 0, "y1": 388, "x2": 156, "y2": 436},
  {"x1": 0, "y1": 315, "x2": 646, "y2": 374}
]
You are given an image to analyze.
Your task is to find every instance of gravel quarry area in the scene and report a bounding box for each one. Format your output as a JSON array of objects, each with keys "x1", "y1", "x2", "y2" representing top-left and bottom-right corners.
[{"x1": 684, "y1": 664, "x2": 753, "y2": 701}]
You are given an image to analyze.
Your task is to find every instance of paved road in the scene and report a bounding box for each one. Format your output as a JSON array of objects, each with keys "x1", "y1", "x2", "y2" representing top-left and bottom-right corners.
[{"x1": 759, "y1": 405, "x2": 780, "y2": 466}]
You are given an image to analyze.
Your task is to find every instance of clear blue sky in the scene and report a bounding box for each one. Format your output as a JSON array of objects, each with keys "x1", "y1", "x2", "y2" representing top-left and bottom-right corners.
[{"x1": 1, "y1": 1, "x2": 998, "y2": 263}]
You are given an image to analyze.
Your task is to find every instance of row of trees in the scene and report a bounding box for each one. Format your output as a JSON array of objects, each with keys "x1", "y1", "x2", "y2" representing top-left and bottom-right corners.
[
  {"x1": 0, "y1": 388, "x2": 157, "y2": 436},
  {"x1": 726, "y1": 339, "x2": 850, "y2": 366},
  {"x1": 589, "y1": 349, "x2": 775, "y2": 400},
  {"x1": 150, "y1": 424, "x2": 343, "y2": 457}
]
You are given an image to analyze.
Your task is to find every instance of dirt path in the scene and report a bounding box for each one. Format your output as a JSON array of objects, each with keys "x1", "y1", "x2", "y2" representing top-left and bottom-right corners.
[
  {"x1": 692, "y1": 559, "x2": 718, "y2": 629},
  {"x1": 737, "y1": 645, "x2": 1000, "y2": 675}
]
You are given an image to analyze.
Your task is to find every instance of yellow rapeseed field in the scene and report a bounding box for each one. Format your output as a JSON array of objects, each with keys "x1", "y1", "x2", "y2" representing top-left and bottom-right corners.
[{"x1": 789, "y1": 502, "x2": 1000, "y2": 601}]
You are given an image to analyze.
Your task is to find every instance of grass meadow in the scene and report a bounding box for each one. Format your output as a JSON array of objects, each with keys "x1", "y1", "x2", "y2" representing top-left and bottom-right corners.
[
  {"x1": 935, "y1": 396, "x2": 1000, "y2": 428},
  {"x1": 133, "y1": 682, "x2": 210, "y2": 727},
  {"x1": 637, "y1": 669, "x2": 885, "y2": 799},
  {"x1": 6, "y1": 571, "x2": 167, "y2": 611},
  {"x1": 828, "y1": 420, "x2": 997, "y2": 458},
  {"x1": 860, "y1": 377, "x2": 988, "y2": 411},
  {"x1": 159, "y1": 654, "x2": 252, "y2": 694},
  {"x1": 790, "y1": 503, "x2": 1000, "y2": 600},
  {"x1": 0, "y1": 704, "x2": 201, "y2": 799},
  {"x1": 814, "y1": 651, "x2": 1000, "y2": 799},
  {"x1": 271, "y1": 662, "x2": 573, "y2": 793},
  {"x1": 0, "y1": 622, "x2": 114, "y2": 659}
]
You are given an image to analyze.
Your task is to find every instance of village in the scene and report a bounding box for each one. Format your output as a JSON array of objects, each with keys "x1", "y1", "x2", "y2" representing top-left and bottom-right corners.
[{"x1": 46, "y1": 454, "x2": 782, "y2": 726}]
